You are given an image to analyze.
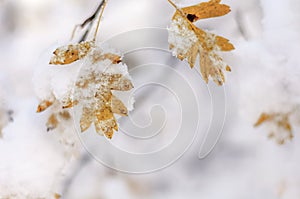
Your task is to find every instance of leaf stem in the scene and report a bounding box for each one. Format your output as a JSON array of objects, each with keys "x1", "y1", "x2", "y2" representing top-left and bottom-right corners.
[
  {"x1": 71, "y1": 0, "x2": 105, "y2": 41},
  {"x1": 166, "y1": 0, "x2": 198, "y2": 33},
  {"x1": 93, "y1": 0, "x2": 108, "y2": 41},
  {"x1": 166, "y1": 0, "x2": 179, "y2": 10},
  {"x1": 166, "y1": 0, "x2": 187, "y2": 19}
]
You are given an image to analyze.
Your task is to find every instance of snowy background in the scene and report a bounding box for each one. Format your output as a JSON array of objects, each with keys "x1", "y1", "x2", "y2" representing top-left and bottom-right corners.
[{"x1": 1, "y1": 0, "x2": 300, "y2": 198}]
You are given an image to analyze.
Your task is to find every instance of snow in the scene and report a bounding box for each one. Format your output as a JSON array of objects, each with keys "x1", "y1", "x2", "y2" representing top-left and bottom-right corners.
[
  {"x1": 168, "y1": 14, "x2": 199, "y2": 57},
  {"x1": 1, "y1": 0, "x2": 300, "y2": 198}
]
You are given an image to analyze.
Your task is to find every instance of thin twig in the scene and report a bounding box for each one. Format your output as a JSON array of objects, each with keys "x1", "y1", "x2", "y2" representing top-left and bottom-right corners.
[
  {"x1": 78, "y1": 23, "x2": 93, "y2": 42},
  {"x1": 166, "y1": 0, "x2": 179, "y2": 10},
  {"x1": 93, "y1": 0, "x2": 108, "y2": 41},
  {"x1": 166, "y1": 0, "x2": 198, "y2": 32},
  {"x1": 70, "y1": 0, "x2": 105, "y2": 41},
  {"x1": 166, "y1": 0, "x2": 187, "y2": 19}
]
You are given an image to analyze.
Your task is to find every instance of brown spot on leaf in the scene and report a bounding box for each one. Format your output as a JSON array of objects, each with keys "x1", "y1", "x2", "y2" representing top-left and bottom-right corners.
[
  {"x1": 168, "y1": 1, "x2": 234, "y2": 86},
  {"x1": 182, "y1": 0, "x2": 231, "y2": 22}
]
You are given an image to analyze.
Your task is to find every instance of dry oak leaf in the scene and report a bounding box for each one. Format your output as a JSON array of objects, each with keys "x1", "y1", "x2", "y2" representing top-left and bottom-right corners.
[
  {"x1": 168, "y1": 0, "x2": 234, "y2": 85},
  {"x1": 254, "y1": 112, "x2": 293, "y2": 145}
]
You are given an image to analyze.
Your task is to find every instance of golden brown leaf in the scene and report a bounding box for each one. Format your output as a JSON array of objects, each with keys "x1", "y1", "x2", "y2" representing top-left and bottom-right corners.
[
  {"x1": 45, "y1": 110, "x2": 72, "y2": 132},
  {"x1": 49, "y1": 41, "x2": 94, "y2": 65},
  {"x1": 62, "y1": 99, "x2": 79, "y2": 109},
  {"x1": 254, "y1": 112, "x2": 294, "y2": 145},
  {"x1": 93, "y1": 52, "x2": 122, "y2": 64},
  {"x1": 182, "y1": 0, "x2": 231, "y2": 22},
  {"x1": 168, "y1": 0, "x2": 234, "y2": 85},
  {"x1": 226, "y1": 65, "x2": 231, "y2": 72},
  {"x1": 94, "y1": 98, "x2": 119, "y2": 139},
  {"x1": 46, "y1": 114, "x2": 59, "y2": 131},
  {"x1": 80, "y1": 107, "x2": 94, "y2": 132},
  {"x1": 111, "y1": 95, "x2": 128, "y2": 116},
  {"x1": 54, "y1": 193, "x2": 61, "y2": 199},
  {"x1": 46, "y1": 41, "x2": 133, "y2": 138},
  {"x1": 254, "y1": 113, "x2": 272, "y2": 127},
  {"x1": 37, "y1": 100, "x2": 54, "y2": 113},
  {"x1": 58, "y1": 111, "x2": 71, "y2": 120},
  {"x1": 67, "y1": 65, "x2": 133, "y2": 139}
]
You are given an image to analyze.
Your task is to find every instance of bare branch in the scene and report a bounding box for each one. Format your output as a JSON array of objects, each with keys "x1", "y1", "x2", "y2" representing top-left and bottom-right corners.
[
  {"x1": 93, "y1": 0, "x2": 108, "y2": 41},
  {"x1": 70, "y1": 0, "x2": 105, "y2": 42}
]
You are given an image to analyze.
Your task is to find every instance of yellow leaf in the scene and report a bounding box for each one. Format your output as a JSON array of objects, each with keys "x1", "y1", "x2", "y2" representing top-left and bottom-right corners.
[
  {"x1": 93, "y1": 52, "x2": 122, "y2": 64},
  {"x1": 254, "y1": 112, "x2": 294, "y2": 145},
  {"x1": 45, "y1": 110, "x2": 71, "y2": 131},
  {"x1": 169, "y1": 8, "x2": 234, "y2": 85},
  {"x1": 67, "y1": 62, "x2": 133, "y2": 138},
  {"x1": 58, "y1": 111, "x2": 71, "y2": 120},
  {"x1": 254, "y1": 113, "x2": 272, "y2": 127},
  {"x1": 37, "y1": 100, "x2": 54, "y2": 113},
  {"x1": 80, "y1": 107, "x2": 94, "y2": 132},
  {"x1": 226, "y1": 65, "x2": 231, "y2": 72},
  {"x1": 46, "y1": 40, "x2": 133, "y2": 138},
  {"x1": 54, "y1": 193, "x2": 61, "y2": 199},
  {"x1": 111, "y1": 95, "x2": 128, "y2": 116},
  {"x1": 36, "y1": 94, "x2": 72, "y2": 131},
  {"x1": 49, "y1": 41, "x2": 94, "y2": 65},
  {"x1": 182, "y1": 0, "x2": 231, "y2": 22},
  {"x1": 46, "y1": 113, "x2": 59, "y2": 131}
]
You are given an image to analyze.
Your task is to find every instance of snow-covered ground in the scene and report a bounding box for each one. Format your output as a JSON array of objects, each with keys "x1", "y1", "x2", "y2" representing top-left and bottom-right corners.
[{"x1": 1, "y1": 0, "x2": 300, "y2": 198}]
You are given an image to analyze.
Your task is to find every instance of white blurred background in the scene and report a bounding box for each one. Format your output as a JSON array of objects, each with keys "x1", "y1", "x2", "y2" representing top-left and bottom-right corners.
[{"x1": 1, "y1": 0, "x2": 300, "y2": 198}]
